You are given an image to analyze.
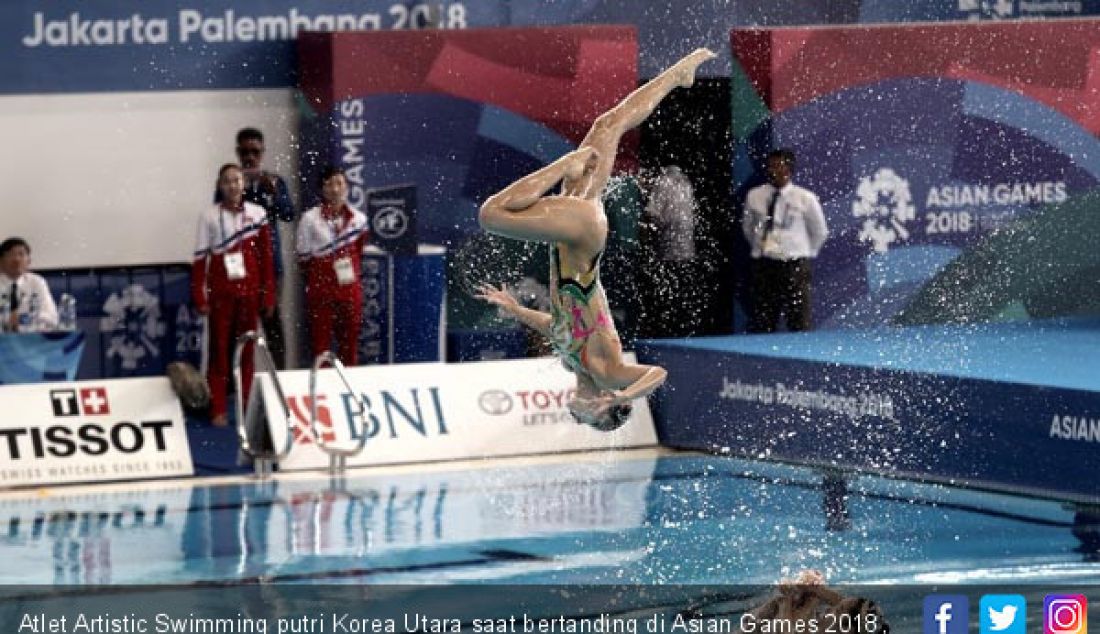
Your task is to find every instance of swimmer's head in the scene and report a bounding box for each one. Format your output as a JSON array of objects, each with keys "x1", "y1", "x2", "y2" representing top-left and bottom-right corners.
[{"x1": 569, "y1": 401, "x2": 632, "y2": 432}]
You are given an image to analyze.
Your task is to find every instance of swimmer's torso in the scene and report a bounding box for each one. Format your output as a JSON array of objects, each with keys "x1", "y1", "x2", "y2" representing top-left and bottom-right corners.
[{"x1": 549, "y1": 237, "x2": 617, "y2": 378}]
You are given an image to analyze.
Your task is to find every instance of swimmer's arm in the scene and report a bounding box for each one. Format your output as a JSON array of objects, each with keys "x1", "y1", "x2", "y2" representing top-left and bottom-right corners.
[
  {"x1": 608, "y1": 363, "x2": 668, "y2": 404},
  {"x1": 475, "y1": 283, "x2": 552, "y2": 337},
  {"x1": 504, "y1": 304, "x2": 553, "y2": 338}
]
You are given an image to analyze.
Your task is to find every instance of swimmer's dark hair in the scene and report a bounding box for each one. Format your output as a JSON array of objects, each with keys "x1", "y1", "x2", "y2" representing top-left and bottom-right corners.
[
  {"x1": 609, "y1": 402, "x2": 633, "y2": 427},
  {"x1": 0, "y1": 237, "x2": 30, "y2": 258},
  {"x1": 568, "y1": 401, "x2": 633, "y2": 432},
  {"x1": 767, "y1": 148, "x2": 796, "y2": 169},
  {"x1": 318, "y1": 165, "x2": 346, "y2": 189}
]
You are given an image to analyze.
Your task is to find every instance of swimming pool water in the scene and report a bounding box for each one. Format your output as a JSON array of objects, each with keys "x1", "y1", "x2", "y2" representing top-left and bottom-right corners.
[{"x1": 2, "y1": 449, "x2": 1093, "y2": 587}]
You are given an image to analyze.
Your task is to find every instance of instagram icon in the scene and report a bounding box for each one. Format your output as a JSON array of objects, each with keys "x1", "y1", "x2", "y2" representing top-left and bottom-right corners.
[{"x1": 1045, "y1": 595, "x2": 1087, "y2": 634}]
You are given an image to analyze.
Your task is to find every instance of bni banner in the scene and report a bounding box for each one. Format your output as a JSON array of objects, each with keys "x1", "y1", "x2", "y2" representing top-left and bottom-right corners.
[
  {"x1": 0, "y1": 377, "x2": 193, "y2": 487},
  {"x1": 258, "y1": 355, "x2": 657, "y2": 471}
]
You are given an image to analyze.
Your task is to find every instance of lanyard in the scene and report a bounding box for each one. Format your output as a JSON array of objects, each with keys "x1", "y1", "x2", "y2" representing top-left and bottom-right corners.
[{"x1": 218, "y1": 206, "x2": 245, "y2": 247}]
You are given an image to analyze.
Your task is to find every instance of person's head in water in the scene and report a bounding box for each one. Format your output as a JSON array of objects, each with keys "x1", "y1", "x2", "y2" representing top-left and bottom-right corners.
[{"x1": 766, "y1": 149, "x2": 796, "y2": 189}]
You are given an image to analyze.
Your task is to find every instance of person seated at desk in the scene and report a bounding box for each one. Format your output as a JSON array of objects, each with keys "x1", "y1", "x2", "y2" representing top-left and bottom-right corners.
[{"x1": 0, "y1": 237, "x2": 57, "y2": 333}]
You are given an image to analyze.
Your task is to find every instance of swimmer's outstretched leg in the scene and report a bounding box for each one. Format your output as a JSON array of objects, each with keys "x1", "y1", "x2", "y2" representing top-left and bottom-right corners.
[{"x1": 567, "y1": 48, "x2": 716, "y2": 197}]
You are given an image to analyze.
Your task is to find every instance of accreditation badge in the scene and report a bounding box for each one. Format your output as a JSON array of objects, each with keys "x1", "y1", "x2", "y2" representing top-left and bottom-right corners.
[
  {"x1": 334, "y1": 257, "x2": 356, "y2": 285},
  {"x1": 224, "y1": 252, "x2": 248, "y2": 280}
]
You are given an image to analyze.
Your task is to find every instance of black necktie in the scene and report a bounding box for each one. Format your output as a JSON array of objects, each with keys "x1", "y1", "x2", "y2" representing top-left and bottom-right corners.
[
  {"x1": 9, "y1": 282, "x2": 17, "y2": 313},
  {"x1": 762, "y1": 189, "x2": 780, "y2": 241}
]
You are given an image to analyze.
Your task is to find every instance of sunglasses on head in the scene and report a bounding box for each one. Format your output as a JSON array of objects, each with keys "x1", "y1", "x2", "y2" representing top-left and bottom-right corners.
[{"x1": 237, "y1": 147, "x2": 263, "y2": 156}]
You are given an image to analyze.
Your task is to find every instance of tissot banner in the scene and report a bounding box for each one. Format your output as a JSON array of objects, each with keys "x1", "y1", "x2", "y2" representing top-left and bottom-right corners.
[{"x1": 0, "y1": 377, "x2": 194, "y2": 487}]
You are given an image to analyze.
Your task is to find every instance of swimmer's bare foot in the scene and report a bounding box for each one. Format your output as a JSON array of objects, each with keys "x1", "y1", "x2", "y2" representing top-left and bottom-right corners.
[
  {"x1": 563, "y1": 147, "x2": 599, "y2": 181},
  {"x1": 672, "y1": 48, "x2": 717, "y2": 88}
]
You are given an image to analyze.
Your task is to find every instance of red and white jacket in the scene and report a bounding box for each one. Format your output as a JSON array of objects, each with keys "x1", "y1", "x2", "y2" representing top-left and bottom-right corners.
[
  {"x1": 191, "y1": 202, "x2": 276, "y2": 312},
  {"x1": 295, "y1": 203, "x2": 369, "y2": 302}
]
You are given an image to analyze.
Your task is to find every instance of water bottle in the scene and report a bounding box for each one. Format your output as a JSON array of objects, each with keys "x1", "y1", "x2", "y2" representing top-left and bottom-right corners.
[{"x1": 58, "y1": 293, "x2": 77, "y2": 332}]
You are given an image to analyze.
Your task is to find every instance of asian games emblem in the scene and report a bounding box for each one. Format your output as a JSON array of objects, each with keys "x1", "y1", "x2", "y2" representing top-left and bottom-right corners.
[
  {"x1": 852, "y1": 167, "x2": 917, "y2": 253},
  {"x1": 100, "y1": 284, "x2": 166, "y2": 369}
]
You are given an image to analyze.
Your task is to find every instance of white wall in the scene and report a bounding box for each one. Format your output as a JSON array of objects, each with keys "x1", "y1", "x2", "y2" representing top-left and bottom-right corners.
[{"x1": 0, "y1": 88, "x2": 299, "y2": 270}]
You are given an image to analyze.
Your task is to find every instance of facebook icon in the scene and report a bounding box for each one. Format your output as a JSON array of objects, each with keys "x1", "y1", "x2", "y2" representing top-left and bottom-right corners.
[{"x1": 924, "y1": 595, "x2": 969, "y2": 634}]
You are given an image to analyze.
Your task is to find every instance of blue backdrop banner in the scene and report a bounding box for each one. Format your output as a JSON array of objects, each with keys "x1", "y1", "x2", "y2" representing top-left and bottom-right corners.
[
  {"x1": 7, "y1": 0, "x2": 1099, "y2": 94},
  {"x1": 0, "y1": 332, "x2": 85, "y2": 385}
]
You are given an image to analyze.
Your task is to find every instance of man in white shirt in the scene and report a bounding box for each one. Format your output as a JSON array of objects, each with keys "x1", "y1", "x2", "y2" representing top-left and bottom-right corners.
[
  {"x1": 741, "y1": 149, "x2": 828, "y2": 332},
  {"x1": 0, "y1": 237, "x2": 58, "y2": 333}
]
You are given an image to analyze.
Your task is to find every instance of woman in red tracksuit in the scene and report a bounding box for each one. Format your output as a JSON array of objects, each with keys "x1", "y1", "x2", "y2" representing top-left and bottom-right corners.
[
  {"x1": 296, "y1": 166, "x2": 369, "y2": 365},
  {"x1": 192, "y1": 163, "x2": 276, "y2": 426}
]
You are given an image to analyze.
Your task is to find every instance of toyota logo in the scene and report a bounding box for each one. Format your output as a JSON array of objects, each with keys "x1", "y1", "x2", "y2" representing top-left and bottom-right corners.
[
  {"x1": 478, "y1": 390, "x2": 513, "y2": 416},
  {"x1": 373, "y1": 206, "x2": 408, "y2": 240}
]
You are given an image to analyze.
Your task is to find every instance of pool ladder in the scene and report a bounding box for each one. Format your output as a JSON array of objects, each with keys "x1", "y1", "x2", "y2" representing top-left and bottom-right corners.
[
  {"x1": 233, "y1": 330, "x2": 293, "y2": 478},
  {"x1": 233, "y1": 333, "x2": 369, "y2": 478},
  {"x1": 308, "y1": 351, "x2": 368, "y2": 475}
]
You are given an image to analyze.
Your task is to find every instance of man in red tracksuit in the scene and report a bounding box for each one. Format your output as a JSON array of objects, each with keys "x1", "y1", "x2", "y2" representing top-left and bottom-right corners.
[
  {"x1": 193, "y1": 164, "x2": 276, "y2": 426},
  {"x1": 296, "y1": 166, "x2": 369, "y2": 365}
]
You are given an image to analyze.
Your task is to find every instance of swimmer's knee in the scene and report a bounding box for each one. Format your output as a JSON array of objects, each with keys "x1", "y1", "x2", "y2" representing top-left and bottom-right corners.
[{"x1": 477, "y1": 198, "x2": 503, "y2": 231}]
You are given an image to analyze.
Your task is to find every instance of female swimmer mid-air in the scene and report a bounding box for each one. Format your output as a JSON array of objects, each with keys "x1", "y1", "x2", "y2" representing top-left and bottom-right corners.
[{"x1": 476, "y1": 48, "x2": 716, "y2": 431}]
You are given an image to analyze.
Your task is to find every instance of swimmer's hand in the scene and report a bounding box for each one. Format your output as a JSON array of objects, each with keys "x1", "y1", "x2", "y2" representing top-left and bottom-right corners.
[
  {"x1": 475, "y1": 283, "x2": 520, "y2": 317},
  {"x1": 476, "y1": 283, "x2": 553, "y2": 336}
]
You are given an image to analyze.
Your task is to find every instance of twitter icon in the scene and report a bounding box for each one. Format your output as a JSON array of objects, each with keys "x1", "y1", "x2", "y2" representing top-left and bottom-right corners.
[{"x1": 981, "y1": 595, "x2": 1026, "y2": 634}]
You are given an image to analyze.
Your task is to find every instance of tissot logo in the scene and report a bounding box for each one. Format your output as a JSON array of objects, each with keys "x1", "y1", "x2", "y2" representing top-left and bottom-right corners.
[
  {"x1": 478, "y1": 390, "x2": 514, "y2": 416},
  {"x1": 50, "y1": 387, "x2": 111, "y2": 417},
  {"x1": 80, "y1": 388, "x2": 110, "y2": 415},
  {"x1": 0, "y1": 420, "x2": 173, "y2": 460},
  {"x1": 50, "y1": 389, "x2": 79, "y2": 417}
]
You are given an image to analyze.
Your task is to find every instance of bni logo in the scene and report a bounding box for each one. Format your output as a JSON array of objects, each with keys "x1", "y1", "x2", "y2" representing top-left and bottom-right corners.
[
  {"x1": 925, "y1": 595, "x2": 969, "y2": 634},
  {"x1": 49, "y1": 387, "x2": 111, "y2": 417}
]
